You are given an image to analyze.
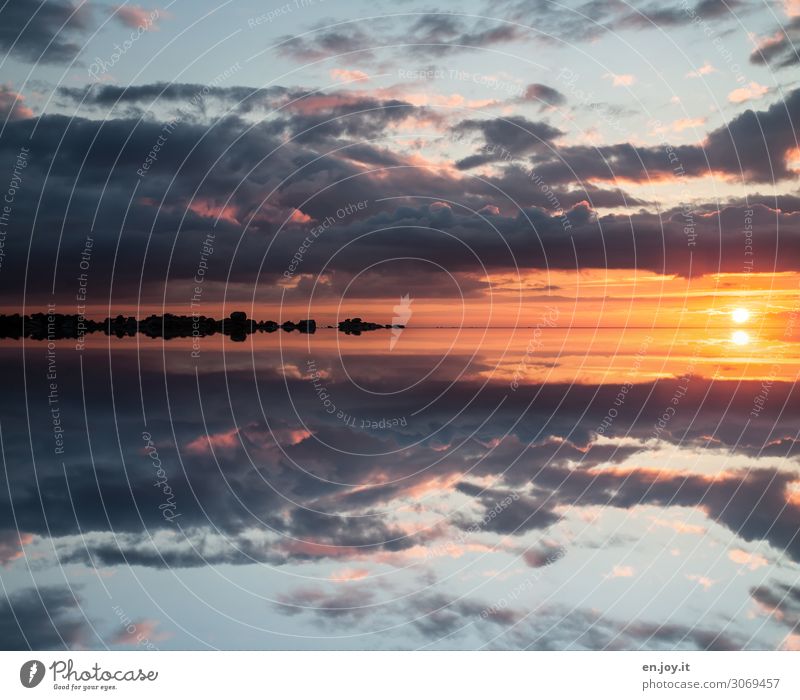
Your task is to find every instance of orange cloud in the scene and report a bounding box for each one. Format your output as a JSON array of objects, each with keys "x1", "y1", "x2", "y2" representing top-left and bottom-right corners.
[
  {"x1": 114, "y1": 5, "x2": 162, "y2": 29},
  {"x1": 650, "y1": 518, "x2": 706, "y2": 534},
  {"x1": 186, "y1": 428, "x2": 239, "y2": 454},
  {"x1": 686, "y1": 574, "x2": 715, "y2": 590},
  {"x1": 728, "y1": 82, "x2": 769, "y2": 104},
  {"x1": 288, "y1": 208, "x2": 313, "y2": 224},
  {"x1": 686, "y1": 62, "x2": 717, "y2": 78},
  {"x1": 784, "y1": 0, "x2": 800, "y2": 17},
  {"x1": 728, "y1": 549, "x2": 768, "y2": 571},
  {"x1": 603, "y1": 73, "x2": 636, "y2": 87},
  {"x1": 188, "y1": 198, "x2": 239, "y2": 225},
  {"x1": 782, "y1": 633, "x2": 800, "y2": 650},
  {"x1": 0, "y1": 84, "x2": 34, "y2": 120},
  {"x1": 330, "y1": 69, "x2": 369, "y2": 83},
  {"x1": 653, "y1": 117, "x2": 706, "y2": 135},
  {"x1": 329, "y1": 567, "x2": 370, "y2": 581}
]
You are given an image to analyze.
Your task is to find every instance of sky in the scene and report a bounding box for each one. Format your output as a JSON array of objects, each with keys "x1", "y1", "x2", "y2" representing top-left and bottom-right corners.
[{"x1": 1, "y1": 0, "x2": 800, "y2": 651}]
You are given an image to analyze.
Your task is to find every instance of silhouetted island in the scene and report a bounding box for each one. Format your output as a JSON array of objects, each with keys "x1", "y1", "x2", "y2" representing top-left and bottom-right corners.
[
  {"x1": 338, "y1": 317, "x2": 400, "y2": 335},
  {"x1": 0, "y1": 312, "x2": 403, "y2": 342}
]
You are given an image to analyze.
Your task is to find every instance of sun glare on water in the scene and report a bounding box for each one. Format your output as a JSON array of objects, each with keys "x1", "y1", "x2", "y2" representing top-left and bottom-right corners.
[{"x1": 732, "y1": 330, "x2": 750, "y2": 346}]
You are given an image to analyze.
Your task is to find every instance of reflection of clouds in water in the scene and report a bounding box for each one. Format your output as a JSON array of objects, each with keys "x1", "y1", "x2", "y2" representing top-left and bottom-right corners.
[{"x1": 1, "y1": 345, "x2": 798, "y2": 649}]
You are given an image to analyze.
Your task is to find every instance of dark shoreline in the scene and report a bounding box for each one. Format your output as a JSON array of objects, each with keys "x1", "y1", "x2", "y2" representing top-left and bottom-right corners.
[{"x1": 0, "y1": 312, "x2": 404, "y2": 342}]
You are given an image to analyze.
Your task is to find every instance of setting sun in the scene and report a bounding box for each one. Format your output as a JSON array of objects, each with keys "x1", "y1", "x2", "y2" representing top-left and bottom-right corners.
[{"x1": 732, "y1": 307, "x2": 750, "y2": 323}]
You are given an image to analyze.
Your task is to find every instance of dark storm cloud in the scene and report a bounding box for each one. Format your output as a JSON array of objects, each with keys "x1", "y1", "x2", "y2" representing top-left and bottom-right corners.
[
  {"x1": 58, "y1": 530, "x2": 287, "y2": 570},
  {"x1": 453, "y1": 115, "x2": 564, "y2": 168},
  {"x1": 57, "y1": 82, "x2": 294, "y2": 113},
  {"x1": 0, "y1": 0, "x2": 92, "y2": 64},
  {"x1": 282, "y1": 97, "x2": 440, "y2": 144},
  {"x1": 717, "y1": 191, "x2": 800, "y2": 214},
  {"x1": 257, "y1": 199, "x2": 800, "y2": 278},
  {"x1": 453, "y1": 482, "x2": 561, "y2": 534},
  {"x1": 482, "y1": 168, "x2": 650, "y2": 209},
  {"x1": 282, "y1": 508, "x2": 417, "y2": 552},
  {"x1": 56, "y1": 84, "x2": 443, "y2": 137},
  {"x1": 0, "y1": 586, "x2": 92, "y2": 650}
]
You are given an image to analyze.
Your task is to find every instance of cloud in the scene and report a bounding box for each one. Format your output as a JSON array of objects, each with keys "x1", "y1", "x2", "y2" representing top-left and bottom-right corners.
[
  {"x1": 0, "y1": 531, "x2": 34, "y2": 566},
  {"x1": 329, "y1": 567, "x2": 370, "y2": 581},
  {"x1": 58, "y1": 82, "x2": 292, "y2": 112},
  {"x1": 749, "y1": 20, "x2": 800, "y2": 69},
  {"x1": 275, "y1": 585, "x2": 378, "y2": 619},
  {"x1": 603, "y1": 73, "x2": 636, "y2": 87},
  {"x1": 110, "y1": 618, "x2": 170, "y2": 645},
  {"x1": 452, "y1": 482, "x2": 561, "y2": 534},
  {"x1": 0, "y1": 0, "x2": 92, "y2": 64},
  {"x1": 521, "y1": 83, "x2": 566, "y2": 108},
  {"x1": 729, "y1": 549, "x2": 769, "y2": 570},
  {"x1": 686, "y1": 574, "x2": 716, "y2": 590},
  {"x1": 5, "y1": 81, "x2": 796, "y2": 310},
  {"x1": 330, "y1": 68, "x2": 369, "y2": 83},
  {"x1": 728, "y1": 81, "x2": 769, "y2": 104},
  {"x1": 608, "y1": 564, "x2": 635, "y2": 578},
  {"x1": 452, "y1": 115, "x2": 564, "y2": 168},
  {"x1": 0, "y1": 586, "x2": 92, "y2": 650},
  {"x1": 526, "y1": 88, "x2": 800, "y2": 183},
  {"x1": 112, "y1": 5, "x2": 161, "y2": 29},
  {"x1": 651, "y1": 117, "x2": 706, "y2": 134},
  {"x1": 272, "y1": 584, "x2": 750, "y2": 649},
  {"x1": 522, "y1": 544, "x2": 565, "y2": 568},
  {"x1": 530, "y1": 465, "x2": 800, "y2": 563},
  {"x1": 685, "y1": 61, "x2": 717, "y2": 78},
  {"x1": 501, "y1": 0, "x2": 746, "y2": 45},
  {"x1": 277, "y1": 14, "x2": 527, "y2": 64},
  {"x1": 786, "y1": 0, "x2": 800, "y2": 18},
  {"x1": 0, "y1": 84, "x2": 34, "y2": 120},
  {"x1": 750, "y1": 580, "x2": 800, "y2": 633}
]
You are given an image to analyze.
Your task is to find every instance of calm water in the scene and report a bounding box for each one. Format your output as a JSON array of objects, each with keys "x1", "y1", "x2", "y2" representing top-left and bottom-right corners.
[{"x1": 0, "y1": 328, "x2": 798, "y2": 649}]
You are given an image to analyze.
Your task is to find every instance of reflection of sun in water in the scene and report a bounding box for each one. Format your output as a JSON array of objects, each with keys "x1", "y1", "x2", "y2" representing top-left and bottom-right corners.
[
  {"x1": 732, "y1": 330, "x2": 750, "y2": 346},
  {"x1": 732, "y1": 307, "x2": 750, "y2": 323}
]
